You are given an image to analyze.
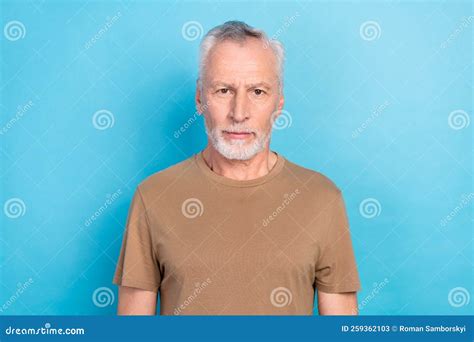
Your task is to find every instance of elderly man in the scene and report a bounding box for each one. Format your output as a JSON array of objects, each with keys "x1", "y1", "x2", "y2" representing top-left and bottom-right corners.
[{"x1": 113, "y1": 20, "x2": 361, "y2": 315}]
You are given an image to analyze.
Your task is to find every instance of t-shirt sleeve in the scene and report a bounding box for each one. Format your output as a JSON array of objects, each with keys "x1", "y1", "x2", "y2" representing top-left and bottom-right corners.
[
  {"x1": 112, "y1": 186, "x2": 161, "y2": 292},
  {"x1": 314, "y1": 190, "x2": 361, "y2": 293}
]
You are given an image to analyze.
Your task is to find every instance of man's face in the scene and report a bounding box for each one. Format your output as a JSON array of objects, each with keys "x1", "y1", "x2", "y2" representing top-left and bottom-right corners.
[{"x1": 197, "y1": 37, "x2": 284, "y2": 160}]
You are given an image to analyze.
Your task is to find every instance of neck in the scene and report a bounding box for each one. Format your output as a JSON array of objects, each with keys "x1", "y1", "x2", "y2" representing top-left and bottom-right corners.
[{"x1": 201, "y1": 145, "x2": 278, "y2": 181}]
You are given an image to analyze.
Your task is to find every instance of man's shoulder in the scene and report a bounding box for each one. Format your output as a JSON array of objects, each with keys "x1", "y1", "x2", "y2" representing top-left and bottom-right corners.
[
  {"x1": 283, "y1": 156, "x2": 342, "y2": 198},
  {"x1": 136, "y1": 154, "x2": 197, "y2": 196}
]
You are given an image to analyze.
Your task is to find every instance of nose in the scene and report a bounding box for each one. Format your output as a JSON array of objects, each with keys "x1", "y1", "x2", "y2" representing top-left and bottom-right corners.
[{"x1": 229, "y1": 90, "x2": 249, "y2": 123}]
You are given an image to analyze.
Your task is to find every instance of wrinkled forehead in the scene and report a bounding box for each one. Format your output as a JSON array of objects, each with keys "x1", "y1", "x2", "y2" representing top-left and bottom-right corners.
[{"x1": 202, "y1": 39, "x2": 279, "y2": 86}]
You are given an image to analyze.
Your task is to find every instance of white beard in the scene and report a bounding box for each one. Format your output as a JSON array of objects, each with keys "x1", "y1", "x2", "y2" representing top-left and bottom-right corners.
[{"x1": 204, "y1": 120, "x2": 271, "y2": 161}]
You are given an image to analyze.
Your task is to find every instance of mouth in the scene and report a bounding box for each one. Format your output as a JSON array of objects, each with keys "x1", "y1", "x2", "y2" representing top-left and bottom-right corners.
[{"x1": 222, "y1": 130, "x2": 254, "y2": 140}]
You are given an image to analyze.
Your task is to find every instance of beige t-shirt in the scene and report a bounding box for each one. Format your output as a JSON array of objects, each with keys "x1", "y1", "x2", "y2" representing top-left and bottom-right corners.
[{"x1": 113, "y1": 151, "x2": 361, "y2": 315}]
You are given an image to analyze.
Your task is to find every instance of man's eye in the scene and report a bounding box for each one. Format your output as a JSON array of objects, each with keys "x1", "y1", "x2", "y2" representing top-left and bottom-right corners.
[
  {"x1": 217, "y1": 88, "x2": 229, "y2": 94},
  {"x1": 254, "y1": 89, "x2": 265, "y2": 96}
]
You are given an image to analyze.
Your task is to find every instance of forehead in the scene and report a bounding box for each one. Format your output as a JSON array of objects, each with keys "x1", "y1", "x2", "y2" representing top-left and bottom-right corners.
[{"x1": 204, "y1": 38, "x2": 279, "y2": 84}]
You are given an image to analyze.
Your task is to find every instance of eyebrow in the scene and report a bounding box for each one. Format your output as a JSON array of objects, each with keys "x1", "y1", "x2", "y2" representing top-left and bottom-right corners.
[{"x1": 210, "y1": 81, "x2": 272, "y2": 89}]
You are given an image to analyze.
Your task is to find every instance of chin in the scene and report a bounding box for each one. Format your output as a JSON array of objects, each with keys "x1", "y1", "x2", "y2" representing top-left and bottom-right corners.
[{"x1": 215, "y1": 140, "x2": 265, "y2": 161}]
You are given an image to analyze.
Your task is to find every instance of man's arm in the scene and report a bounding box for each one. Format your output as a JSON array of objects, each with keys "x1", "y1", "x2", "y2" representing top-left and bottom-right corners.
[
  {"x1": 317, "y1": 290, "x2": 358, "y2": 315},
  {"x1": 117, "y1": 286, "x2": 157, "y2": 315}
]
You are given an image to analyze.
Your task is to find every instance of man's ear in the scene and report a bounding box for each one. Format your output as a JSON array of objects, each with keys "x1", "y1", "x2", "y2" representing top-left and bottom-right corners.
[
  {"x1": 277, "y1": 93, "x2": 284, "y2": 111},
  {"x1": 272, "y1": 94, "x2": 285, "y2": 123},
  {"x1": 195, "y1": 79, "x2": 203, "y2": 115}
]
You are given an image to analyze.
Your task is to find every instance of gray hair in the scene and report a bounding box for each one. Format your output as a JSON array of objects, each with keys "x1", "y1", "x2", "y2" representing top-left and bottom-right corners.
[{"x1": 198, "y1": 20, "x2": 285, "y2": 92}]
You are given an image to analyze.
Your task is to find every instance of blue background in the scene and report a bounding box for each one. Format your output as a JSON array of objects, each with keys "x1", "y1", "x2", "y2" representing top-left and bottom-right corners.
[{"x1": 0, "y1": 0, "x2": 472, "y2": 315}]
